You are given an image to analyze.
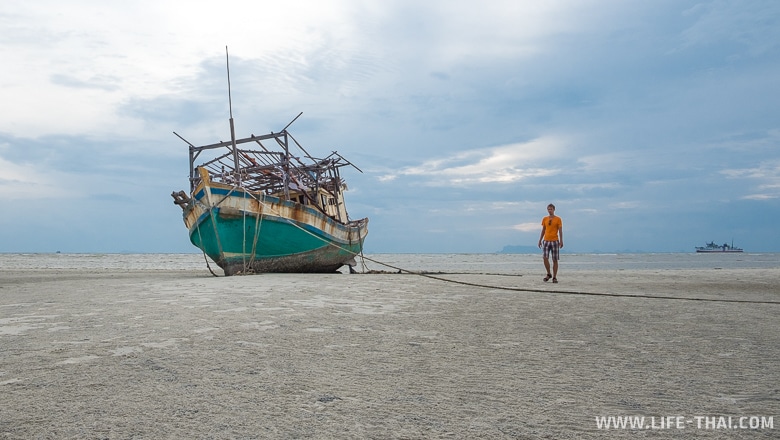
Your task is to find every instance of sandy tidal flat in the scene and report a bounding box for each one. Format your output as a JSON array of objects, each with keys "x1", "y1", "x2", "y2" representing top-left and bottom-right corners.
[{"x1": 1, "y1": 268, "x2": 779, "y2": 439}]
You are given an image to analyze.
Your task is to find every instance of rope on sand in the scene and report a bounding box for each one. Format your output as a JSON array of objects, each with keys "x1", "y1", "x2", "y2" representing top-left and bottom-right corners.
[
  {"x1": 357, "y1": 254, "x2": 780, "y2": 306},
  {"x1": 190, "y1": 190, "x2": 779, "y2": 305}
]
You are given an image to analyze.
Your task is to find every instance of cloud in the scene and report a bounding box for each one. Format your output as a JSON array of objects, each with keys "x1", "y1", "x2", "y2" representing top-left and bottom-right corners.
[
  {"x1": 679, "y1": 0, "x2": 780, "y2": 57},
  {"x1": 50, "y1": 73, "x2": 120, "y2": 91},
  {"x1": 721, "y1": 160, "x2": 780, "y2": 200},
  {"x1": 512, "y1": 222, "x2": 540, "y2": 233},
  {"x1": 379, "y1": 136, "x2": 566, "y2": 186},
  {"x1": 0, "y1": 155, "x2": 69, "y2": 200}
]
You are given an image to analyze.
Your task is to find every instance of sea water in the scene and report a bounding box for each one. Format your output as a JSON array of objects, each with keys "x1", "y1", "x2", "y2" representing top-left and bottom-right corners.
[{"x1": 0, "y1": 252, "x2": 778, "y2": 273}]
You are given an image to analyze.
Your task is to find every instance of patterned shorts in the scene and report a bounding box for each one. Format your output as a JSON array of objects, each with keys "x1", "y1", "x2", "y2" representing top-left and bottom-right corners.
[{"x1": 542, "y1": 240, "x2": 560, "y2": 261}]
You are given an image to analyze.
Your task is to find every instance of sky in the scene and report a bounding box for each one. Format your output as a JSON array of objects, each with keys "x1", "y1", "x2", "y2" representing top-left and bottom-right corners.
[{"x1": 1, "y1": 0, "x2": 779, "y2": 254}]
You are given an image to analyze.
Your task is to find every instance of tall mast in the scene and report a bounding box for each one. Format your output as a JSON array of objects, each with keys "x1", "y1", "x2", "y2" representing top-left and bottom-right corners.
[{"x1": 226, "y1": 46, "x2": 240, "y2": 185}]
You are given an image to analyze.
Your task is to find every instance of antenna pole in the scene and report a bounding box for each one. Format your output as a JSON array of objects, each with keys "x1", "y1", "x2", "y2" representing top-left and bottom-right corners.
[
  {"x1": 281, "y1": 112, "x2": 303, "y2": 133},
  {"x1": 226, "y1": 46, "x2": 240, "y2": 185},
  {"x1": 226, "y1": 47, "x2": 234, "y2": 120}
]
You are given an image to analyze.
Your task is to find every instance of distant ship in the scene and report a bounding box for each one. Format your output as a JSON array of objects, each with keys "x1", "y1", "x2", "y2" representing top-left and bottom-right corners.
[{"x1": 695, "y1": 241, "x2": 743, "y2": 253}]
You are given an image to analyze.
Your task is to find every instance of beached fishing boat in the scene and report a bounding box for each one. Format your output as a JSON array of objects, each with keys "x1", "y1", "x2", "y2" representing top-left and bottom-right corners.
[
  {"x1": 695, "y1": 241, "x2": 743, "y2": 253},
  {"x1": 171, "y1": 51, "x2": 368, "y2": 275},
  {"x1": 171, "y1": 116, "x2": 368, "y2": 275}
]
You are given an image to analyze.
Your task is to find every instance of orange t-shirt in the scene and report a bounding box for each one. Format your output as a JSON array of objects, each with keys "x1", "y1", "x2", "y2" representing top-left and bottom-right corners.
[{"x1": 542, "y1": 216, "x2": 562, "y2": 241}]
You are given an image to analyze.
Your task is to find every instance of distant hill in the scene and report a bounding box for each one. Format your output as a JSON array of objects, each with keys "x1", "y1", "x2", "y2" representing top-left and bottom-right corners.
[
  {"x1": 498, "y1": 246, "x2": 659, "y2": 254},
  {"x1": 497, "y1": 245, "x2": 539, "y2": 254}
]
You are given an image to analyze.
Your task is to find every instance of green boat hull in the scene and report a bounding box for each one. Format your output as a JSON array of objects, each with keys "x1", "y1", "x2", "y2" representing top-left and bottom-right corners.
[{"x1": 186, "y1": 188, "x2": 367, "y2": 275}]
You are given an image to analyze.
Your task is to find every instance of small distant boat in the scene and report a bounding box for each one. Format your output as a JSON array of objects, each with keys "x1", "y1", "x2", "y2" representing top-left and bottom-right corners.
[
  {"x1": 695, "y1": 241, "x2": 743, "y2": 253},
  {"x1": 171, "y1": 49, "x2": 368, "y2": 275}
]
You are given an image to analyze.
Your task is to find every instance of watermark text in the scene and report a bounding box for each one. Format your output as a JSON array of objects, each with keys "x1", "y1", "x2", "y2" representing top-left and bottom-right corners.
[{"x1": 596, "y1": 415, "x2": 774, "y2": 430}]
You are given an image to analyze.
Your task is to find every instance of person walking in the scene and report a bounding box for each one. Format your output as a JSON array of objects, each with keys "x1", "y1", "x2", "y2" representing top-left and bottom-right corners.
[{"x1": 538, "y1": 203, "x2": 563, "y2": 283}]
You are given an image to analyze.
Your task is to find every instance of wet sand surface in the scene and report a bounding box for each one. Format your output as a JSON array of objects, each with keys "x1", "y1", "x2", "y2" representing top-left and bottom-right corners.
[{"x1": 1, "y1": 268, "x2": 778, "y2": 439}]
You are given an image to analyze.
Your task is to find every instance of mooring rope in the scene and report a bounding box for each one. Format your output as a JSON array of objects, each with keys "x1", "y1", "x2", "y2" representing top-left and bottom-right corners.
[
  {"x1": 246, "y1": 193, "x2": 264, "y2": 273},
  {"x1": 192, "y1": 188, "x2": 780, "y2": 305},
  {"x1": 192, "y1": 201, "x2": 219, "y2": 278},
  {"x1": 354, "y1": 253, "x2": 780, "y2": 305}
]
